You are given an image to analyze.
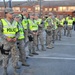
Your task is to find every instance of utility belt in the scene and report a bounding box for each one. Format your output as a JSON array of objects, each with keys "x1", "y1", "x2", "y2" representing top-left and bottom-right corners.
[
  {"x1": 32, "y1": 30, "x2": 37, "y2": 32},
  {"x1": 8, "y1": 37, "x2": 15, "y2": 39},
  {"x1": 0, "y1": 44, "x2": 10, "y2": 55},
  {"x1": 57, "y1": 24, "x2": 63, "y2": 27},
  {"x1": 24, "y1": 29, "x2": 27, "y2": 30}
]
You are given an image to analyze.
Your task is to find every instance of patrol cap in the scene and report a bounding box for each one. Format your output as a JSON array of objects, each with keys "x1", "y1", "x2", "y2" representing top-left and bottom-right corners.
[
  {"x1": 4, "y1": 7, "x2": 14, "y2": 14},
  {"x1": 21, "y1": 8, "x2": 27, "y2": 12},
  {"x1": 13, "y1": 14, "x2": 21, "y2": 18}
]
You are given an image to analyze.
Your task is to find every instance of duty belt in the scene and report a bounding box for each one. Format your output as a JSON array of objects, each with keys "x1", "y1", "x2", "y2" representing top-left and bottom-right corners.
[{"x1": 32, "y1": 30, "x2": 37, "y2": 32}]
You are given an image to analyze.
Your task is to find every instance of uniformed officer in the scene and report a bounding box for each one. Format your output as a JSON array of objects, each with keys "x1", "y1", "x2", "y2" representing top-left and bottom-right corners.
[
  {"x1": 13, "y1": 14, "x2": 29, "y2": 67},
  {"x1": 0, "y1": 8, "x2": 19, "y2": 75},
  {"x1": 53, "y1": 17, "x2": 58, "y2": 42},
  {"x1": 63, "y1": 17, "x2": 68, "y2": 36},
  {"x1": 19, "y1": 8, "x2": 28, "y2": 43},
  {"x1": 73, "y1": 16, "x2": 75, "y2": 31},
  {"x1": 44, "y1": 13, "x2": 54, "y2": 49},
  {"x1": 67, "y1": 17, "x2": 73, "y2": 37},
  {"x1": 34, "y1": 14, "x2": 45, "y2": 51},
  {"x1": 57, "y1": 18, "x2": 64, "y2": 41},
  {"x1": 19, "y1": 8, "x2": 29, "y2": 59},
  {"x1": 28, "y1": 13, "x2": 39, "y2": 56}
]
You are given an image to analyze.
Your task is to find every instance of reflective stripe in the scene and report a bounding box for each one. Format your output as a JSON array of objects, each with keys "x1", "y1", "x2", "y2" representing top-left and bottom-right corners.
[
  {"x1": 36, "y1": 19, "x2": 42, "y2": 25},
  {"x1": 4, "y1": 34, "x2": 15, "y2": 38}
]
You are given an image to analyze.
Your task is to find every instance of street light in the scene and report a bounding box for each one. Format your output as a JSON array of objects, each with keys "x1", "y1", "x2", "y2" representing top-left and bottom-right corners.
[
  {"x1": 3, "y1": 0, "x2": 6, "y2": 8},
  {"x1": 39, "y1": 0, "x2": 42, "y2": 16},
  {"x1": 8, "y1": 0, "x2": 12, "y2": 8}
]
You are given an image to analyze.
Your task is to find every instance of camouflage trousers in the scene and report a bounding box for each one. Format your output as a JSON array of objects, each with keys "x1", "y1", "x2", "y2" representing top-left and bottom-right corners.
[
  {"x1": 2, "y1": 39, "x2": 19, "y2": 68},
  {"x1": 17, "y1": 39, "x2": 26, "y2": 62},
  {"x1": 56, "y1": 27, "x2": 62, "y2": 40},
  {"x1": 67, "y1": 25, "x2": 72, "y2": 37},
  {"x1": 37, "y1": 30, "x2": 44, "y2": 50},
  {"x1": 46, "y1": 33, "x2": 53, "y2": 47},
  {"x1": 24, "y1": 30, "x2": 28, "y2": 43},
  {"x1": 64, "y1": 24, "x2": 67, "y2": 36},
  {"x1": 29, "y1": 33, "x2": 38, "y2": 54}
]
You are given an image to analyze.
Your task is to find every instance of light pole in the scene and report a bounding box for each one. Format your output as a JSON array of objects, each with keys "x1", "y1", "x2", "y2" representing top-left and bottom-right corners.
[
  {"x1": 39, "y1": 0, "x2": 42, "y2": 17},
  {"x1": 3, "y1": 0, "x2": 6, "y2": 8},
  {"x1": 8, "y1": 0, "x2": 12, "y2": 8}
]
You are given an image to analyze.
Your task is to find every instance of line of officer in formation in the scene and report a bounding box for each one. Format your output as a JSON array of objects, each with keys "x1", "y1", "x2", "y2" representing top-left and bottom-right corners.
[{"x1": 0, "y1": 7, "x2": 75, "y2": 75}]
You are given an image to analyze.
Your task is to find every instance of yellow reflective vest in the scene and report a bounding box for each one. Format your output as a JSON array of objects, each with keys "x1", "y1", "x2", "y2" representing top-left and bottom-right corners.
[
  {"x1": 1, "y1": 19, "x2": 18, "y2": 38},
  {"x1": 53, "y1": 21, "x2": 58, "y2": 29},
  {"x1": 60, "y1": 18, "x2": 65, "y2": 26},
  {"x1": 44, "y1": 17, "x2": 53, "y2": 29},
  {"x1": 36, "y1": 18, "x2": 42, "y2": 25},
  {"x1": 67, "y1": 19, "x2": 73, "y2": 26},
  {"x1": 28, "y1": 19, "x2": 38, "y2": 31},
  {"x1": 73, "y1": 17, "x2": 75, "y2": 22},
  {"x1": 18, "y1": 23, "x2": 25, "y2": 40},
  {"x1": 22, "y1": 19, "x2": 28, "y2": 30}
]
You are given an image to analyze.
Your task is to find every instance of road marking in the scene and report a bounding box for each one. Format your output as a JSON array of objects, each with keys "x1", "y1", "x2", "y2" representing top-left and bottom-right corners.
[
  {"x1": 55, "y1": 43, "x2": 75, "y2": 46},
  {"x1": 30, "y1": 56, "x2": 75, "y2": 60}
]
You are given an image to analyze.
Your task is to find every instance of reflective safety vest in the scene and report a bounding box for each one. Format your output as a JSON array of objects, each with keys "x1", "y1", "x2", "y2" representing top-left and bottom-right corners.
[
  {"x1": 67, "y1": 19, "x2": 73, "y2": 26},
  {"x1": 55, "y1": 18, "x2": 59, "y2": 24},
  {"x1": 18, "y1": 23, "x2": 25, "y2": 40},
  {"x1": 60, "y1": 18, "x2": 65, "y2": 26},
  {"x1": 19, "y1": 14, "x2": 26, "y2": 20},
  {"x1": 28, "y1": 19, "x2": 38, "y2": 31},
  {"x1": 53, "y1": 21, "x2": 58, "y2": 29},
  {"x1": 36, "y1": 18, "x2": 42, "y2": 25},
  {"x1": 66, "y1": 17, "x2": 69, "y2": 21},
  {"x1": 44, "y1": 17, "x2": 53, "y2": 29},
  {"x1": 1, "y1": 19, "x2": 18, "y2": 38},
  {"x1": 22, "y1": 19, "x2": 28, "y2": 30},
  {"x1": 73, "y1": 17, "x2": 75, "y2": 22}
]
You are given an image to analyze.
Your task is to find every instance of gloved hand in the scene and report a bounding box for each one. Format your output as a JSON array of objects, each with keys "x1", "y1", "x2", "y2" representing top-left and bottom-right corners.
[{"x1": 28, "y1": 35, "x2": 33, "y2": 42}]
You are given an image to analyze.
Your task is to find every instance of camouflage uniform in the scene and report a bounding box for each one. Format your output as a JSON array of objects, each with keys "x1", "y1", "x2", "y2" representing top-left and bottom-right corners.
[
  {"x1": 28, "y1": 13, "x2": 38, "y2": 56},
  {"x1": 34, "y1": 16, "x2": 45, "y2": 51},
  {"x1": 0, "y1": 8, "x2": 19, "y2": 75},
  {"x1": 46, "y1": 24, "x2": 54, "y2": 49},
  {"x1": 44, "y1": 13, "x2": 54, "y2": 47},
  {"x1": 14, "y1": 14, "x2": 29, "y2": 67}
]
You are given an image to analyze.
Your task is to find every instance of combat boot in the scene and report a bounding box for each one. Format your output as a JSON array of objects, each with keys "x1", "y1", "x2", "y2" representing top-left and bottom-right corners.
[
  {"x1": 3, "y1": 68, "x2": 8, "y2": 75},
  {"x1": 29, "y1": 53, "x2": 33, "y2": 56},
  {"x1": 15, "y1": 65, "x2": 20, "y2": 69},
  {"x1": 14, "y1": 68, "x2": 19, "y2": 75},
  {"x1": 0, "y1": 60, "x2": 3, "y2": 66},
  {"x1": 29, "y1": 49, "x2": 33, "y2": 56},
  {"x1": 46, "y1": 45, "x2": 53, "y2": 49},
  {"x1": 41, "y1": 45, "x2": 46, "y2": 51},
  {"x1": 32, "y1": 52, "x2": 39, "y2": 55},
  {"x1": 22, "y1": 61, "x2": 30, "y2": 67}
]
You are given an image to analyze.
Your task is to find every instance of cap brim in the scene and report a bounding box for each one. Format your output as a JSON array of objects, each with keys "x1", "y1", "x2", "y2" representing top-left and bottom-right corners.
[{"x1": 9, "y1": 12, "x2": 14, "y2": 14}]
